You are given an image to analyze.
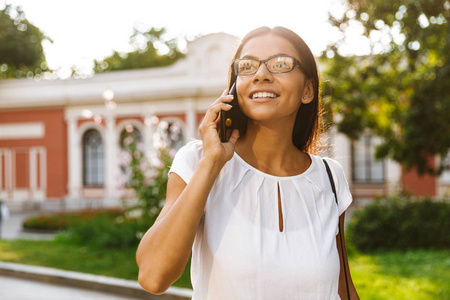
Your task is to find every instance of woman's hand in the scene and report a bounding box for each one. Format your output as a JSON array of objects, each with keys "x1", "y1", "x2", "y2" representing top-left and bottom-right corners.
[{"x1": 199, "y1": 88, "x2": 240, "y2": 166}]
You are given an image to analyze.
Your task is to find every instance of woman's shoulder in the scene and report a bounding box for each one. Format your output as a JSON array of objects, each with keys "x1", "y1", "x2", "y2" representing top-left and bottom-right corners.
[
  {"x1": 176, "y1": 139, "x2": 203, "y2": 156},
  {"x1": 309, "y1": 154, "x2": 344, "y2": 172},
  {"x1": 313, "y1": 155, "x2": 353, "y2": 214},
  {"x1": 322, "y1": 156, "x2": 344, "y2": 170},
  {"x1": 169, "y1": 139, "x2": 203, "y2": 184}
]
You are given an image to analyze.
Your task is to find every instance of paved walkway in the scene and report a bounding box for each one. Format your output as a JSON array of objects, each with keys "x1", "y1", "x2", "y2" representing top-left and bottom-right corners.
[
  {"x1": 0, "y1": 274, "x2": 143, "y2": 300},
  {"x1": 1, "y1": 211, "x2": 56, "y2": 240}
]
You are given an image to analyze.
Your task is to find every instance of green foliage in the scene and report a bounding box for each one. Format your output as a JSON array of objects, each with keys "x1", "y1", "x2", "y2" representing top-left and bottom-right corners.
[
  {"x1": 0, "y1": 5, "x2": 51, "y2": 79},
  {"x1": 22, "y1": 208, "x2": 152, "y2": 250},
  {"x1": 22, "y1": 208, "x2": 148, "y2": 250},
  {"x1": 93, "y1": 27, "x2": 185, "y2": 73},
  {"x1": 62, "y1": 215, "x2": 151, "y2": 250},
  {"x1": 22, "y1": 208, "x2": 123, "y2": 231},
  {"x1": 347, "y1": 196, "x2": 450, "y2": 251},
  {"x1": 322, "y1": 0, "x2": 450, "y2": 174}
]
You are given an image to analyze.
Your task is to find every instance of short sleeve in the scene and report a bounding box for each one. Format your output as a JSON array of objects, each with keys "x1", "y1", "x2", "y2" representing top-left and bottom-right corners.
[
  {"x1": 169, "y1": 140, "x2": 203, "y2": 184},
  {"x1": 323, "y1": 158, "x2": 353, "y2": 216}
]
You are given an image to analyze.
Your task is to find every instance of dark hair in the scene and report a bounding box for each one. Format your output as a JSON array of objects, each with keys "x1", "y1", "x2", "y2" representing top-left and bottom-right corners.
[{"x1": 228, "y1": 26, "x2": 323, "y2": 154}]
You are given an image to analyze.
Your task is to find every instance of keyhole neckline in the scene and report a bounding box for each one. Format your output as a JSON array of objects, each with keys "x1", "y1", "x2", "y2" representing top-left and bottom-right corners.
[{"x1": 232, "y1": 151, "x2": 314, "y2": 180}]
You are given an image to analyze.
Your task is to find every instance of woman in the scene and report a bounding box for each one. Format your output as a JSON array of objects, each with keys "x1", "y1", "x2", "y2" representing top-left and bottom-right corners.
[{"x1": 137, "y1": 26, "x2": 359, "y2": 299}]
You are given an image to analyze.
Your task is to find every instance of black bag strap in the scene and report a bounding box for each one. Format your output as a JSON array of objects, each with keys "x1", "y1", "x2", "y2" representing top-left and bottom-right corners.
[{"x1": 323, "y1": 159, "x2": 351, "y2": 299}]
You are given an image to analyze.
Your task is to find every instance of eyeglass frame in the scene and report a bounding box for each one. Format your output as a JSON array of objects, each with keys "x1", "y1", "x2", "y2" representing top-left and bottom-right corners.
[{"x1": 232, "y1": 54, "x2": 308, "y2": 76}]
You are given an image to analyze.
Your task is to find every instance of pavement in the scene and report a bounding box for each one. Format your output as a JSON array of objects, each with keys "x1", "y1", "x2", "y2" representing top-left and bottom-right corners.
[
  {"x1": 1, "y1": 211, "x2": 56, "y2": 240},
  {"x1": 0, "y1": 273, "x2": 143, "y2": 300},
  {"x1": 0, "y1": 211, "x2": 193, "y2": 300}
]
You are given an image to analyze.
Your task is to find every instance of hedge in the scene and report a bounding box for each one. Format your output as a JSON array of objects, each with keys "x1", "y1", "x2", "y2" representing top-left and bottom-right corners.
[
  {"x1": 347, "y1": 196, "x2": 450, "y2": 251},
  {"x1": 22, "y1": 208, "x2": 123, "y2": 231}
]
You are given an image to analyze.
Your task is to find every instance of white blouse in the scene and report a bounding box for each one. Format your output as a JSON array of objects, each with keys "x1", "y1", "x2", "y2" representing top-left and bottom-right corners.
[{"x1": 169, "y1": 140, "x2": 352, "y2": 300}]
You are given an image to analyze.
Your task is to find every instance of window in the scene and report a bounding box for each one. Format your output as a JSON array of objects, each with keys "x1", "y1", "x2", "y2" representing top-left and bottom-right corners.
[
  {"x1": 119, "y1": 124, "x2": 142, "y2": 150},
  {"x1": 156, "y1": 119, "x2": 185, "y2": 150},
  {"x1": 440, "y1": 152, "x2": 450, "y2": 184},
  {"x1": 83, "y1": 129, "x2": 104, "y2": 186},
  {"x1": 352, "y1": 134, "x2": 384, "y2": 183},
  {"x1": 119, "y1": 125, "x2": 142, "y2": 186}
]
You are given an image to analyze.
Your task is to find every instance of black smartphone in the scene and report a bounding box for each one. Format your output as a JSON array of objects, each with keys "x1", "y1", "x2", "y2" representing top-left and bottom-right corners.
[{"x1": 219, "y1": 82, "x2": 247, "y2": 142}]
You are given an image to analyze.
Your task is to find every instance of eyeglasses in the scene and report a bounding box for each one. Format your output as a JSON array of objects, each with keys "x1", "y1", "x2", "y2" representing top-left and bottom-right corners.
[{"x1": 232, "y1": 55, "x2": 305, "y2": 76}]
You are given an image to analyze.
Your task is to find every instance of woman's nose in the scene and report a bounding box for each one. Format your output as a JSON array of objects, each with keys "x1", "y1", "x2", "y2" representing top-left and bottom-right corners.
[{"x1": 252, "y1": 63, "x2": 274, "y2": 83}]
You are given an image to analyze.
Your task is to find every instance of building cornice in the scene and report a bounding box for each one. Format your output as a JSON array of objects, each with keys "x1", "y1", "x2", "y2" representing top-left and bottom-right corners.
[{"x1": 0, "y1": 33, "x2": 239, "y2": 110}]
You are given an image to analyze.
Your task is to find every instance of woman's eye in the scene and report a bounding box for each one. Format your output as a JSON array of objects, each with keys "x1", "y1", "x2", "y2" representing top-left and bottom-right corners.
[
  {"x1": 238, "y1": 61, "x2": 257, "y2": 73},
  {"x1": 275, "y1": 62, "x2": 288, "y2": 68}
]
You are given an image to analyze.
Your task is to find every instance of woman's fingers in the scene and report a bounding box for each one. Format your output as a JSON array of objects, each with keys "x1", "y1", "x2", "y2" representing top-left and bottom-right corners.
[
  {"x1": 209, "y1": 95, "x2": 234, "y2": 111},
  {"x1": 199, "y1": 89, "x2": 235, "y2": 142},
  {"x1": 198, "y1": 91, "x2": 240, "y2": 164},
  {"x1": 204, "y1": 92, "x2": 234, "y2": 123},
  {"x1": 209, "y1": 89, "x2": 234, "y2": 106},
  {"x1": 201, "y1": 102, "x2": 232, "y2": 129},
  {"x1": 209, "y1": 102, "x2": 232, "y2": 120}
]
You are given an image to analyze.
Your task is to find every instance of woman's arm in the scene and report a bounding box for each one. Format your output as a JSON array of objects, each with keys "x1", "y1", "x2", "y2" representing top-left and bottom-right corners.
[
  {"x1": 336, "y1": 212, "x2": 360, "y2": 300},
  {"x1": 136, "y1": 90, "x2": 239, "y2": 295},
  {"x1": 136, "y1": 158, "x2": 224, "y2": 294}
]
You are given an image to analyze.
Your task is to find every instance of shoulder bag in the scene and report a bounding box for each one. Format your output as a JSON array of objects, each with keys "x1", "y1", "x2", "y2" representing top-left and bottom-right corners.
[{"x1": 323, "y1": 159, "x2": 351, "y2": 299}]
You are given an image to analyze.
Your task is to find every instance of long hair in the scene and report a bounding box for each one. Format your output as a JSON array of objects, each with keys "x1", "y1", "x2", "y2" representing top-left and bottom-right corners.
[{"x1": 228, "y1": 26, "x2": 323, "y2": 154}]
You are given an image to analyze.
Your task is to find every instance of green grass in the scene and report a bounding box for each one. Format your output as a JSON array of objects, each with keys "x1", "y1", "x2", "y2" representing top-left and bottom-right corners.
[
  {"x1": 0, "y1": 238, "x2": 448, "y2": 298},
  {"x1": 0, "y1": 238, "x2": 138, "y2": 280},
  {"x1": 350, "y1": 249, "x2": 450, "y2": 299},
  {"x1": 0, "y1": 237, "x2": 192, "y2": 289}
]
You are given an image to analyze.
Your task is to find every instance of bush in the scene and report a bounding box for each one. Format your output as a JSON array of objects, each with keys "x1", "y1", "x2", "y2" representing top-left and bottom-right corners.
[
  {"x1": 22, "y1": 209, "x2": 123, "y2": 231},
  {"x1": 23, "y1": 208, "x2": 154, "y2": 249},
  {"x1": 347, "y1": 196, "x2": 450, "y2": 251},
  {"x1": 118, "y1": 132, "x2": 173, "y2": 224},
  {"x1": 63, "y1": 215, "x2": 152, "y2": 249}
]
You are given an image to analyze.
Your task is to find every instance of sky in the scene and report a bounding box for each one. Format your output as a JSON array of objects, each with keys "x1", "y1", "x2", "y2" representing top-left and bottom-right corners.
[{"x1": 2, "y1": 0, "x2": 368, "y2": 78}]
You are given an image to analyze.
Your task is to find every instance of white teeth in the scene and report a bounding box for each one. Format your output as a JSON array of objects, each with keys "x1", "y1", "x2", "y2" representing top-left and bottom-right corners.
[{"x1": 252, "y1": 92, "x2": 278, "y2": 99}]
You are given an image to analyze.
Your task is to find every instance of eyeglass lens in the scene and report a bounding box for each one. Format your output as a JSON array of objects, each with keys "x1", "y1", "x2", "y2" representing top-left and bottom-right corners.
[{"x1": 234, "y1": 56, "x2": 295, "y2": 75}]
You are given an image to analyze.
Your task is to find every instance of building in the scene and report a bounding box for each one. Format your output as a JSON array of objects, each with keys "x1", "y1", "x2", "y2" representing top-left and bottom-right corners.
[{"x1": 0, "y1": 33, "x2": 448, "y2": 208}]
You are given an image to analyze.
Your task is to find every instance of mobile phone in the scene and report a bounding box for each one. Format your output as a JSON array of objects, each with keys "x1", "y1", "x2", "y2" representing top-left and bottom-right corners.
[{"x1": 219, "y1": 82, "x2": 247, "y2": 142}]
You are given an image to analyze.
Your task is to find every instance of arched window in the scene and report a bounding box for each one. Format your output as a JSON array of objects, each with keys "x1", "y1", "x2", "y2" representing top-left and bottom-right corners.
[
  {"x1": 119, "y1": 125, "x2": 142, "y2": 185},
  {"x1": 119, "y1": 124, "x2": 142, "y2": 150},
  {"x1": 83, "y1": 129, "x2": 104, "y2": 186},
  {"x1": 156, "y1": 119, "x2": 185, "y2": 150}
]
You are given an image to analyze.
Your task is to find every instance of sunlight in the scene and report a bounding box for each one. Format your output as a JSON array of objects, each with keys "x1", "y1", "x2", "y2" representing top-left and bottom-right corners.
[{"x1": 0, "y1": 0, "x2": 368, "y2": 78}]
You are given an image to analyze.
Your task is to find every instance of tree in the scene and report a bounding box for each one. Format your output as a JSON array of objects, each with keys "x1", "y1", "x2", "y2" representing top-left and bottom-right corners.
[
  {"x1": 92, "y1": 27, "x2": 185, "y2": 74},
  {"x1": 321, "y1": 0, "x2": 450, "y2": 174},
  {"x1": 0, "y1": 5, "x2": 50, "y2": 79}
]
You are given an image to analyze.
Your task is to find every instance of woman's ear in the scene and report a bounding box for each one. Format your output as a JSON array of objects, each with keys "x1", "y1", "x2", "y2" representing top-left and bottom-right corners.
[{"x1": 301, "y1": 79, "x2": 314, "y2": 104}]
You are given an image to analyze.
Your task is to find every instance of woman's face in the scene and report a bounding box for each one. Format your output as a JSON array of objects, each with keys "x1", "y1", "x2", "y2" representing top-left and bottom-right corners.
[{"x1": 236, "y1": 33, "x2": 312, "y2": 126}]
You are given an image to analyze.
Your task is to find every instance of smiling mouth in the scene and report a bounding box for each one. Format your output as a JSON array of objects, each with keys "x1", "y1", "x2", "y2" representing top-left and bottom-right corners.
[{"x1": 251, "y1": 92, "x2": 279, "y2": 99}]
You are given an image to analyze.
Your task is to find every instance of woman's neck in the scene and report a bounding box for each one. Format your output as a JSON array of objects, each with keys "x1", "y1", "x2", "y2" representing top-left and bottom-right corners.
[{"x1": 234, "y1": 122, "x2": 311, "y2": 176}]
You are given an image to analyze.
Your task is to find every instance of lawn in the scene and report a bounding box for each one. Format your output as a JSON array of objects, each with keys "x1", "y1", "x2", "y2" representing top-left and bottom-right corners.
[
  {"x1": 350, "y1": 249, "x2": 450, "y2": 299},
  {"x1": 0, "y1": 238, "x2": 191, "y2": 289},
  {"x1": 0, "y1": 238, "x2": 448, "y2": 299}
]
